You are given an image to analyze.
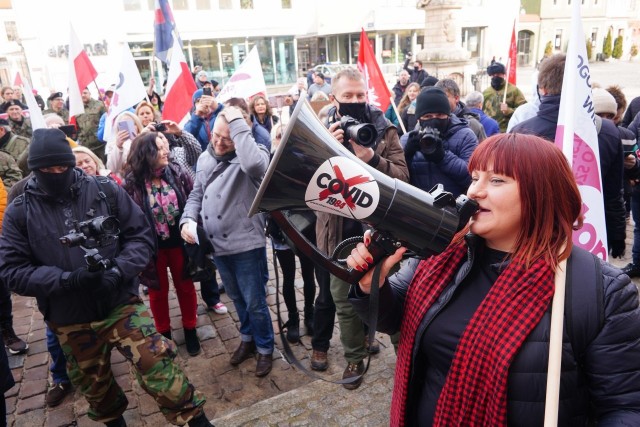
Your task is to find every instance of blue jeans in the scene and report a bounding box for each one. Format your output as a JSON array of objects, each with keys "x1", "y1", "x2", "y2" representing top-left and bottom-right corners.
[
  {"x1": 46, "y1": 326, "x2": 70, "y2": 384},
  {"x1": 200, "y1": 276, "x2": 221, "y2": 307},
  {"x1": 214, "y1": 248, "x2": 274, "y2": 355},
  {"x1": 632, "y1": 189, "x2": 640, "y2": 265}
]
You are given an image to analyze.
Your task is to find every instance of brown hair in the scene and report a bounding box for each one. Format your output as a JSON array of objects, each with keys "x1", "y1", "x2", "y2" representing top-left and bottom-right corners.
[
  {"x1": 249, "y1": 95, "x2": 273, "y2": 118},
  {"x1": 606, "y1": 85, "x2": 627, "y2": 114},
  {"x1": 455, "y1": 133, "x2": 582, "y2": 269},
  {"x1": 537, "y1": 54, "x2": 565, "y2": 95}
]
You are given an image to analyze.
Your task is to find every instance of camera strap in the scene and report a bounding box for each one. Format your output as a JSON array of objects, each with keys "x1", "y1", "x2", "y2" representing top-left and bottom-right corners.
[{"x1": 92, "y1": 176, "x2": 119, "y2": 218}]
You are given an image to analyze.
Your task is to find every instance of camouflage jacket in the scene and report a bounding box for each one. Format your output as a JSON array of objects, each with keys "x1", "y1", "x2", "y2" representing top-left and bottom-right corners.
[
  {"x1": 75, "y1": 99, "x2": 106, "y2": 151},
  {"x1": 482, "y1": 83, "x2": 527, "y2": 132},
  {"x1": 43, "y1": 108, "x2": 69, "y2": 124},
  {"x1": 0, "y1": 150, "x2": 22, "y2": 189},
  {"x1": 0, "y1": 133, "x2": 29, "y2": 165},
  {"x1": 9, "y1": 117, "x2": 33, "y2": 140}
]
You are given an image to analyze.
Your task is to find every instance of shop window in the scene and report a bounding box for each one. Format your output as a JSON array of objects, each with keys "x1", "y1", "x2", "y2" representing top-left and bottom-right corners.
[{"x1": 123, "y1": 0, "x2": 141, "y2": 10}]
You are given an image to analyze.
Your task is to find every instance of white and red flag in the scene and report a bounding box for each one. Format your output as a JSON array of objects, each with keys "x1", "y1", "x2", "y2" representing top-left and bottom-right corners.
[
  {"x1": 357, "y1": 29, "x2": 391, "y2": 112},
  {"x1": 216, "y1": 46, "x2": 267, "y2": 104},
  {"x1": 67, "y1": 25, "x2": 98, "y2": 120},
  {"x1": 162, "y1": 34, "x2": 197, "y2": 123},
  {"x1": 104, "y1": 45, "x2": 148, "y2": 141},
  {"x1": 555, "y1": 1, "x2": 607, "y2": 260}
]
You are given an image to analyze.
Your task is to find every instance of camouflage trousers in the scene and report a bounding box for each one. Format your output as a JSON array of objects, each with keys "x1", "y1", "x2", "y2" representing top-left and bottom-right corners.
[{"x1": 48, "y1": 301, "x2": 206, "y2": 425}]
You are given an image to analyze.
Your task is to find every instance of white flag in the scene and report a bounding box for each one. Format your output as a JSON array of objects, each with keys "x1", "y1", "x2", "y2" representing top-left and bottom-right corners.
[
  {"x1": 104, "y1": 45, "x2": 148, "y2": 142},
  {"x1": 216, "y1": 47, "x2": 267, "y2": 104},
  {"x1": 21, "y1": 79, "x2": 46, "y2": 131},
  {"x1": 555, "y1": 1, "x2": 608, "y2": 260}
]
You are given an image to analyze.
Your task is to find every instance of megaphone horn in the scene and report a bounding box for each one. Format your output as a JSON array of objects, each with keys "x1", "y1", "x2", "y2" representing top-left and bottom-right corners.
[{"x1": 250, "y1": 99, "x2": 477, "y2": 284}]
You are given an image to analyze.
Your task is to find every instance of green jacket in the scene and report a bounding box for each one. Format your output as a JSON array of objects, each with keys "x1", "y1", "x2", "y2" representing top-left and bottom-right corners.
[
  {"x1": 0, "y1": 133, "x2": 29, "y2": 167},
  {"x1": 9, "y1": 117, "x2": 33, "y2": 140},
  {"x1": 75, "y1": 98, "x2": 106, "y2": 154},
  {"x1": 0, "y1": 149, "x2": 23, "y2": 188},
  {"x1": 482, "y1": 83, "x2": 527, "y2": 132},
  {"x1": 43, "y1": 108, "x2": 69, "y2": 124}
]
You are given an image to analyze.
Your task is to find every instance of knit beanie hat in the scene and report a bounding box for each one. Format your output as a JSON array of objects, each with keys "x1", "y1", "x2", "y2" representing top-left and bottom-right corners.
[
  {"x1": 415, "y1": 87, "x2": 451, "y2": 118},
  {"x1": 487, "y1": 62, "x2": 506, "y2": 76},
  {"x1": 421, "y1": 75, "x2": 439, "y2": 88},
  {"x1": 592, "y1": 88, "x2": 617, "y2": 116},
  {"x1": 28, "y1": 128, "x2": 76, "y2": 171}
]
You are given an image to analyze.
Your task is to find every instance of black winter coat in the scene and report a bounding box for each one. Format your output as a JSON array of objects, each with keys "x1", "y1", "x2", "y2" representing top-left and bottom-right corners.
[
  {"x1": 0, "y1": 169, "x2": 156, "y2": 325},
  {"x1": 511, "y1": 95, "x2": 626, "y2": 244},
  {"x1": 350, "y1": 237, "x2": 640, "y2": 425},
  {"x1": 0, "y1": 331, "x2": 14, "y2": 392}
]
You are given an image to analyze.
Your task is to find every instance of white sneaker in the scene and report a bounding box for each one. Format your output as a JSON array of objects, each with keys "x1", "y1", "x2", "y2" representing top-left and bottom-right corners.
[{"x1": 211, "y1": 302, "x2": 228, "y2": 314}]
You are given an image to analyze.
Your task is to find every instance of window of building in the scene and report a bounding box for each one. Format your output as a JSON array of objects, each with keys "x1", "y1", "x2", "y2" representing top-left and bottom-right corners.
[
  {"x1": 191, "y1": 40, "x2": 222, "y2": 80},
  {"x1": 240, "y1": 0, "x2": 253, "y2": 9},
  {"x1": 219, "y1": 0, "x2": 232, "y2": 8},
  {"x1": 196, "y1": 0, "x2": 211, "y2": 9},
  {"x1": 4, "y1": 20, "x2": 17, "y2": 42},
  {"x1": 123, "y1": 0, "x2": 142, "y2": 11},
  {"x1": 281, "y1": 0, "x2": 291, "y2": 8},
  {"x1": 173, "y1": 0, "x2": 188, "y2": 10},
  {"x1": 274, "y1": 36, "x2": 296, "y2": 84},
  {"x1": 555, "y1": 29, "x2": 563, "y2": 49},
  {"x1": 462, "y1": 27, "x2": 482, "y2": 58},
  {"x1": 590, "y1": 28, "x2": 598, "y2": 47}
]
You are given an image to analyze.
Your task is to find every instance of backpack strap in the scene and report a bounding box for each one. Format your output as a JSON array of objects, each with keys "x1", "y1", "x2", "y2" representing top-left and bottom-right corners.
[
  {"x1": 92, "y1": 175, "x2": 119, "y2": 217},
  {"x1": 11, "y1": 193, "x2": 28, "y2": 234},
  {"x1": 565, "y1": 248, "x2": 605, "y2": 365}
]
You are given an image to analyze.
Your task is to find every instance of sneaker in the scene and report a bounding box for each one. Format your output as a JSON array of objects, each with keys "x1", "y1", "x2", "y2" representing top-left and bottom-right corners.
[
  {"x1": 310, "y1": 349, "x2": 328, "y2": 371},
  {"x1": 210, "y1": 302, "x2": 228, "y2": 315},
  {"x1": 45, "y1": 382, "x2": 72, "y2": 407},
  {"x1": 622, "y1": 262, "x2": 640, "y2": 278},
  {"x1": 342, "y1": 361, "x2": 365, "y2": 390},
  {"x1": 2, "y1": 324, "x2": 28, "y2": 355}
]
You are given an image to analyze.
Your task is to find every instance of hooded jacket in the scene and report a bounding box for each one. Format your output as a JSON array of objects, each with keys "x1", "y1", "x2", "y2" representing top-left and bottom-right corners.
[{"x1": 0, "y1": 170, "x2": 155, "y2": 325}]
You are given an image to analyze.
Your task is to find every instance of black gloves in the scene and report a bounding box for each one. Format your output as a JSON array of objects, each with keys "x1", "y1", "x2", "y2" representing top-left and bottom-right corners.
[
  {"x1": 609, "y1": 239, "x2": 626, "y2": 259},
  {"x1": 418, "y1": 128, "x2": 446, "y2": 163},
  {"x1": 62, "y1": 268, "x2": 103, "y2": 291},
  {"x1": 404, "y1": 130, "x2": 421, "y2": 165},
  {"x1": 93, "y1": 267, "x2": 124, "y2": 299}
]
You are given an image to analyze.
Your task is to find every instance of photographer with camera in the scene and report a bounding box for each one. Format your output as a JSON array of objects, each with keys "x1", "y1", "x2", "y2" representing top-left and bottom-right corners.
[
  {"x1": 0, "y1": 128, "x2": 213, "y2": 427},
  {"x1": 310, "y1": 68, "x2": 408, "y2": 388},
  {"x1": 185, "y1": 89, "x2": 224, "y2": 153},
  {"x1": 401, "y1": 87, "x2": 478, "y2": 198}
]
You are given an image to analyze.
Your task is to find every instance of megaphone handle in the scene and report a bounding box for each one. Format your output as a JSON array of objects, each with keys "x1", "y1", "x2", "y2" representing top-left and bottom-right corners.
[{"x1": 349, "y1": 230, "x2": 402, "y2": 281}]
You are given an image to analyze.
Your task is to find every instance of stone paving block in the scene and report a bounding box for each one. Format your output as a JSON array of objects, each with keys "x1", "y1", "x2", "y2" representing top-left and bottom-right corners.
[
  {"x1": 23, "y1": 364, "x2": 49, "y2": 381},
  {"x1": 111, "y1": 361, "x2": 130, "y2": 377},
  {"x1": 19, "y1": 379, "x2": 47, "y2": 399},
  {"x1": 138, "y1": 393, "x2": 158, "y2": 416},
  {"x1": 5, "y1": 395, "x2": 16, "y2": 414},
  {"x1": 10, "y1": 366, "x2": 22, "y2": 382},
  {"x1": 16, "y1": 393, "x2": 45, "y2": 414},
  {"x1": 111, "y1": 349, "x2": 126, "y2": 364},
  {"x1": 45, "y1": 405, "x2": 76, "y2": 427},
  {"x1": 13, "y1": 408, "x2": 45, "y2": 427},
  {"x1": 115, "y1": 374, "x2": 133, "y2": 393},
  {"x1": 5, "y1": 382, "x2": 19, "y2": 398},
  {"x1": 24, "y1": 351, "x2": 49, "y2": 369},
  {"x1": 8, "y1": 353, "x2": 25, "y2": 369},
  {"x1": 216, "y1": 323, "x2": 239, "y2": 341},
  {"x1": 140, "y1": 411, "x2": 167, "y2": 426},
  {"x1": 211, "y1": 315, "x2": 235, "y2": 328},
  {"x1": 12, "y1": 308, "x2": 33, "y2": 319},
  {"x1": 124, "y1": 391, "x2": 138, "y2": 409},
  {"x1": 13, "y1": 315, "x2": 32, "y2": 327},
  {"x1": 13, "y1": 323, "x2": 30, "y2": 337},
  {"x1": 28, "y1": 328, "x2": 46, "y2": 342},
  {"x1": 201, "y1": 336, "x2": 226, "y2": 358},
  {"x1": 196, "y1": 324, "x2": 216, "y2": 341},
  {"x1": 74, "y1": 395, "x2": 90, "y2": 417},
  {"x1": 27, "y1": 339, "x2": 48, "y2": 355}
]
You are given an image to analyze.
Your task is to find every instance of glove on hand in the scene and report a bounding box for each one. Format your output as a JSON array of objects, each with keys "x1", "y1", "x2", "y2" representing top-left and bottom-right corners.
[
  {"x1": 62, "y1": 268, "x2": 103, "y2": 291},
  {"x1": 221, "y1": 106, "x2": 244, "y2": 123},
  {"x1": 93, "y1": 267, "x2": 124, "y2": 299},
  {"x1": 609, "y1": 239, "x2": 626, "y2": 259},
  {"x1": 404, "y1": 130, "x2": 421, "y2": 164},
  {"x1": 419, "y1": 128, "x2": 446, "y2": 163}
]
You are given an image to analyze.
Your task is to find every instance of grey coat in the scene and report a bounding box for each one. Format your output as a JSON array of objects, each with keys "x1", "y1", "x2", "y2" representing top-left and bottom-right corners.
[{"x1": 181, "y1": 118, "x2": 269, "y2": 256}]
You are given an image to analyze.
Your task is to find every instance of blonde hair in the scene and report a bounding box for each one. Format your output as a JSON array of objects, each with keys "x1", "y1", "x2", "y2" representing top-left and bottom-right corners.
[
  {"x1": 72, "y1": 146, "x2": 106, "y2": 172},
  {"x1": 135, "y1": 101, "x2": 160, "y2": 123},
  {"x1": 115, "y1": 111, "x2": 144, "y2": 135}
]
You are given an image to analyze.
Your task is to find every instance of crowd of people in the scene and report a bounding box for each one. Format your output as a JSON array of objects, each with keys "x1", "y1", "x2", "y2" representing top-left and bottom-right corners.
[{"x1": 0, "y1": 52, "x2": 639, "y2": 426}]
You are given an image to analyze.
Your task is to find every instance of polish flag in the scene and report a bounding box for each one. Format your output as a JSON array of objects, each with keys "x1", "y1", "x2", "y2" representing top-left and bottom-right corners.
[
  {"x1": 357, "y1": 28, "x2": 391, "y2": 113},
  {"x1": 555, "y1": 1, "x2": 607, "y2": 260},
  {"x1": 68, "y1": 25, "x2": 98, "y2": 119},
  {"x1": 162, "y1": 34, "x2": 197, "y2": 123}
]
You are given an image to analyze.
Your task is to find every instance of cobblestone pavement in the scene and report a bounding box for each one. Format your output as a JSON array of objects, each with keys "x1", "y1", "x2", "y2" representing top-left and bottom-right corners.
[{"x1": 5, "y1": 60, "x2": 640, "y2": 427}]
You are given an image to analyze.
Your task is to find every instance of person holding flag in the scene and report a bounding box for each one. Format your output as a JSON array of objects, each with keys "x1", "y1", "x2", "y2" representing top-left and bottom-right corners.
[
  {"x1": 511, "y1": 54, "x2": 627, "y2": 260},
  {"x1": 310, "y1": 67, "x2": 408, "y2": 388},
  {"x1": 482, "y1": 61, "x2": 526, "y2": 132},
  {"x1": 346, "y1": 132, "x2": 640, "y2": 425}
]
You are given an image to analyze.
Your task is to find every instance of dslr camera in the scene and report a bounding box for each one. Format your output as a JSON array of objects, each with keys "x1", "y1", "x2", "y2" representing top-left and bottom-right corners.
[
  {"x1": 415, "y1": 126, "x2": 443, "y2": 155},
  {"x1": 59, "y1": 216, "x2": 120, "y2": 271},
  {"x1": 153, "y1": 122, "x2": 167, "y2": 132},
  {"x1": 339, "y1": 116, "x2": 378, "y2": 149}
]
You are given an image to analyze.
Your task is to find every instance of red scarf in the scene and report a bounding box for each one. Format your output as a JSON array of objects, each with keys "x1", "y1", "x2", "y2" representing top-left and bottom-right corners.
[{"x1": 390, "y1": 242, "x2": 554, "y2": 426}]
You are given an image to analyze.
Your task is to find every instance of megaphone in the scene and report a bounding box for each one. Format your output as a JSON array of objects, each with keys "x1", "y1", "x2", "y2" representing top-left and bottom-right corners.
[{"x1": 249, "y1": 99, "x2": 477, "y2": 284}]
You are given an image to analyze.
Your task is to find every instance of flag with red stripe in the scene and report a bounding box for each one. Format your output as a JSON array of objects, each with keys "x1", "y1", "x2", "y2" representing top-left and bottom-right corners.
[
  {"x1": 68, "y1": 25, "x2": 98, "y2": 119},
  {"x1": 162, "y1": 34, "x2": 197, "y2": 123}
]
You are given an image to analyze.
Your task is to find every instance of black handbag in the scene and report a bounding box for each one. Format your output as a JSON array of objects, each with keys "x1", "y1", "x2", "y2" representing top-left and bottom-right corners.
[{"x1": 184, "y1": 225, "x2": 216, "y2": 282}]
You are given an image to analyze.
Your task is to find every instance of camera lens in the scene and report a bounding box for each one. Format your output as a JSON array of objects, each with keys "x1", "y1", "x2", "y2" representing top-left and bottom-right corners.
[{"x1": 355, "y1": 127, "x2": 376, "y2": 147}]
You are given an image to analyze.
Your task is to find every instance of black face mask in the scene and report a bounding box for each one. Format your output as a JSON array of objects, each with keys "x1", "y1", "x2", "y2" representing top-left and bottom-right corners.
[
  {"x1": 34, "y1": 168, "x2": 75, "y2": 199},
  {"x1": 414, "y1": 66, "x2": 419, "y2": 72},
  {"x1": 420, "y1": 118, "x2": 449, "y2": 135},
  {"x1": 338, "y1": 102, "x2": 368, "y2": 123},
  {"x1": 491, "y1": 76, "x2": 505, "y2": 91}
]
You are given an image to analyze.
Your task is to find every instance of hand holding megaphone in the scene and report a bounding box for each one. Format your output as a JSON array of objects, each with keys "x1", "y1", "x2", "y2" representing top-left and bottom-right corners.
[{"x1": 347, "y1": 230, "x2": 406, "y2": 293}]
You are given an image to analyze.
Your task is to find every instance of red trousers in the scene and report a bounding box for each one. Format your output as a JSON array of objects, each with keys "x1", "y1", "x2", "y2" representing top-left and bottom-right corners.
[{"x1": 149, "y1": 246, "x2": 197, "y2": 333}]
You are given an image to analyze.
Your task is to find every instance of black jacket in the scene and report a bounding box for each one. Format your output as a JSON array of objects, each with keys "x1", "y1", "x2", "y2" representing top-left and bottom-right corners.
[
  {"x1": 0, "y1": 169, "x2": 155, "y2": 325},
  {"x1": 403, "y1": 58, "x2": 428, "y2": 85},
  {"x1": 511, "y1": 95, "x2": 626, "y2": 244},
  {"x1": 350, "y1": 237, "x2": 640, "y2": 425},
  {"x1": 0, "y1": 331, "x2": 14, "y2": 392}
]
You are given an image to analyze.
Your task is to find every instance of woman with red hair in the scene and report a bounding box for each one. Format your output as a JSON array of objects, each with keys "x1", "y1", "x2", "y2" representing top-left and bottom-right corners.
[{"x1": 348, "y1": 133, "x2": 640, "y2": 425}]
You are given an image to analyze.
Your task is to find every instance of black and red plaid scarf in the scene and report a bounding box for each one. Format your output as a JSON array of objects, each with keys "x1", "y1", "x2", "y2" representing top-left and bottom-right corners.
[{"x1": 390, "y1": 241, "x2": 554, "y2": 426}]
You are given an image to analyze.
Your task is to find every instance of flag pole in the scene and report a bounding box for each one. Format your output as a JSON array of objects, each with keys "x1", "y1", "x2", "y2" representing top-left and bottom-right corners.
[
  {"x1": 544, "y1": 252, "x2": 567, "y2": 426},
  {"x1": 502, "y1": 58, "x2": 510, "y2": 105},
  {"x1": 389, "y1": 96, "x2": 407, "y2": 134}
]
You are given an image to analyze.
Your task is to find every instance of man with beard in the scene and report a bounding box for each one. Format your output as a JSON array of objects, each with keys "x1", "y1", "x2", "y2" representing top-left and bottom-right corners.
[
  {"x1": 311, "y1": 68, "x2": 409, "y2": 389},
  {"x1": 392, "y1": 70, "x2": 411, "y2": 105},
  {"x1": 482, "y1": 62, "x2": 526, "y2": 132}
]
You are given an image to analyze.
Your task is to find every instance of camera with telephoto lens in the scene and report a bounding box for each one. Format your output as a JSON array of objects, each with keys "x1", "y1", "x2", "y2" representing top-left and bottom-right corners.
[
  {"x1": 154, "y1": 122, "x2": 167, "y2": 132},
  {"x1": 339, "y1": 116, "x2": 378, "y2": 149},
  {"x1": 416, "y1": 126, "x2": 443, "y2": 155},
  {"x1": 59, "y1": 216, "x2": 120, "y2": 271}
]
